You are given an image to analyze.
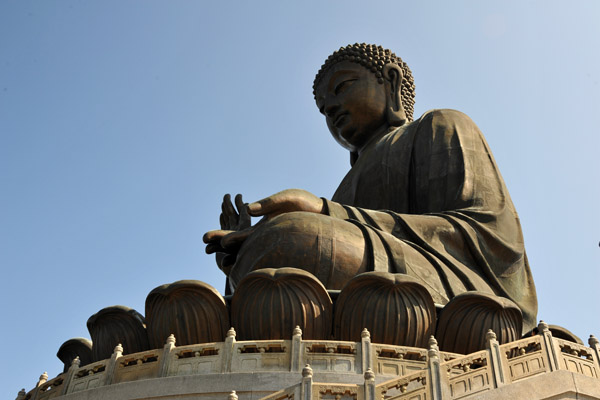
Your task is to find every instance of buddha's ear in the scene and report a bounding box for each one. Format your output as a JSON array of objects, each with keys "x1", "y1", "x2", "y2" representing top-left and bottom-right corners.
[{"x1": 383, "y1": 64, "x2": 407, "y2": 127}]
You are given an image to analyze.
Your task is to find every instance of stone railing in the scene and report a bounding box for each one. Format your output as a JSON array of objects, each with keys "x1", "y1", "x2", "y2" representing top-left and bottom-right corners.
[
  {"x1": 17, "y1": 321, "x2": 600, "y2": 400},
  {"x1": 365, "y1": 321, "x2": 600, "y2": 400},
  {"x1": 268, "y1": 321, "x2": 600, "y2": 400},
  {"x1": 17, "y1": 327, "x2": 460, "y2": 400}
]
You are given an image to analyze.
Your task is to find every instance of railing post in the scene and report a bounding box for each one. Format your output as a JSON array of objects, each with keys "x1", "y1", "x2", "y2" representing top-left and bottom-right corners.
[
  {"x1": 538, "y1": 321, "x2": 558, "y2": 371},
  {"x1": 104, "y1": 343, "x2": 123, "y2": 386},
  {"x1": 485, "y1": 329, "x2": 506, "y2": 387},
  {"x1": 15, "y1": 388, "x2": 26, "y2": 400},
  {"x1": 361, "y1": 328, "x2": 372, "y2": 374},
  {"x1": 291, "y1": 326, "x2": 303, "y2": 372},
  {"x1": 60, "y1": 356, "x2": 81, "y2": 395},
  {"x1": 363, "y1": 368, "x2": 375, "y2": 400},
  {"x1": 222, "y1": 327, "x2": 236, "y2": 373},
  {"x1": 588, "y1": 335, "x2": 600, "y2": 372},
  {"x1": 30, "y1": 371, "x2": 48, "y2": 400},
  {"x1": 427, "y1": 336, "x2": 450, "y2": 400},
  {"x1": 300, "y1": 364, "x2": 313, "y2": 400},
  {"x1": 158, "y1": 334, "x2": 176, "y2": 377}
]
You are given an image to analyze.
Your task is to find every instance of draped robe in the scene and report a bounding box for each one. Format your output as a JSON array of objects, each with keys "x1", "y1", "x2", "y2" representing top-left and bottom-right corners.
[{"x1": 324, "y1": 109, "x2": 537, "y2": 331}]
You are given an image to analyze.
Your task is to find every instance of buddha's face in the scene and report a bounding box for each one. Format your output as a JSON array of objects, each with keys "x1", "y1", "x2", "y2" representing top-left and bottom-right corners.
[{"x1": 315, "y1": 61, "x2": 388, "y2": 152}]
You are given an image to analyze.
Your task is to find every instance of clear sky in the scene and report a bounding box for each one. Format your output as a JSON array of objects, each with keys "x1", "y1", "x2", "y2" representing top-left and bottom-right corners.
[{"x1": 1, "y1": 1, "x2": 599, "y2": 397}]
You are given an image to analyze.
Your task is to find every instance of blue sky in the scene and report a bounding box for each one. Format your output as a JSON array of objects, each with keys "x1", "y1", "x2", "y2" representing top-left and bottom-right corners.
[{"x1": 1, "y1": 1, "x2": 599, "y2": 396}]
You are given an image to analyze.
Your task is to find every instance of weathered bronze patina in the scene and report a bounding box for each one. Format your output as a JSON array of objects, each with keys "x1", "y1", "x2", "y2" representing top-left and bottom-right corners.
[{"x1": 204, "y1": 44, "x2": 538, "y2": 342}]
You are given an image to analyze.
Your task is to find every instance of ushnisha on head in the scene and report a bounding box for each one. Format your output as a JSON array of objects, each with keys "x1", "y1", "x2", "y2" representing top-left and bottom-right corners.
[{"x1": 313, "y1": 43, "x2": 415, "y2": 122}]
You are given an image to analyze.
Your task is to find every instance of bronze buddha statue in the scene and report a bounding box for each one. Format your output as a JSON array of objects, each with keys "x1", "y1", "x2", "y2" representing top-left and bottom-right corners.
[{"x1": 204, "y1": 44, "x2": 537, "y2": 350}]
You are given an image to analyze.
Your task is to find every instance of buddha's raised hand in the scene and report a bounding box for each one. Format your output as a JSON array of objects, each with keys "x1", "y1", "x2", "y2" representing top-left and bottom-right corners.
[
  {"x1": 203, "y1": 194, "x2": 250, "y2": 273},
  {"x1": 220, "y1": 194, "x2": 251, "y2": 231}
]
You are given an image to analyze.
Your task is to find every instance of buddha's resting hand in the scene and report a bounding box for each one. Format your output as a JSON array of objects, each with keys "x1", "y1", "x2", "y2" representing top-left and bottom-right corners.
[
  {"x1": 246, "y1": 189, "x2": 324, "y2": 218},
  {"x1": 203, "y1": 189, "x2": 324, "y2": 273}
]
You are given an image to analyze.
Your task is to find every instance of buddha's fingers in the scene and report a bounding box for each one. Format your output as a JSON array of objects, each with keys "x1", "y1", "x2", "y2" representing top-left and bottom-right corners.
[
  {"x1": 205, "y1": 243, "x2": 223, "y2": 254},
  {"x1": 246, "y1": 193, "x2": 286, "y2": 217},
  {"x1": 221, "y1": 194, "x2": 239, "y2": 229},
  {"x1": 247, "y1": 189, "x2": 324, "y2": 218},
  {"x1": 235, "y1": 194, "x2": 251, "y2": 229},
  {"x1": 220, "y1": 227, "x2": 254, "y2": 250},
  {"x1": 203, "y1": 229, "x2": 235, "y2": 244}
]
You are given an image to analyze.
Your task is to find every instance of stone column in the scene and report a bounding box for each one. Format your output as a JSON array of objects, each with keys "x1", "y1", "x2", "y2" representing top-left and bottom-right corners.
[
  {"x1": 300, "y1": 364, "x2": 313, "y2": 400},
  {"x1": 538, "y1": 321, "x2": 558, "y2": 371},
  {"x1": 427, "y1": 337, "x2": 450, "y2": 400},
  {"x1": 228, "y1": 390, "x2": 238, "y2": 400},
  {"x1": 363, "y1": 368, "x2": 375, "y2": 400},
  {"x1": 104, "y1": 343, "x2": 123, "y2": 386},
  {"x1": 588, "y1": 335, "x2": 600, "y2": 372},
  {"x1": 360, "y1": 328, "x2": 372, "y2": 374},
  {"x1": 158, "y1": 334, "x2": 176, "y2": 377},
  {"x1": 485, "y1": 329, "x2": 506, "y2": 387},
  {"x1": 222, "y1": 327, "x2": 236, "y2": 373},
  {"x1": 60, "y1": 356, "x2": 81, "y2": 395},
  {"x1": 291, "y1": 326, "x2": 303, "y2": 372},
  {"x1": 30, "y1": 371, "x2": 48, "y2": 400}
]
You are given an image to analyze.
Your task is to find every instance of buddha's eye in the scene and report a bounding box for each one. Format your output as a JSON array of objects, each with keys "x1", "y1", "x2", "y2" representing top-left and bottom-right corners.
[{"x1": 334, "y1": 78, "x2": 357, "y2": 95}]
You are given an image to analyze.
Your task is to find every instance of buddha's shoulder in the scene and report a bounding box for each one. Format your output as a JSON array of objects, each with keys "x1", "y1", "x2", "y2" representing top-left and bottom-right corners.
[
  {"x1": 415, "y1": 108, "x2": 476, "y2": 126},
  {"x1": 386, "y1": 109, "x2": 480, "y2": 144}
]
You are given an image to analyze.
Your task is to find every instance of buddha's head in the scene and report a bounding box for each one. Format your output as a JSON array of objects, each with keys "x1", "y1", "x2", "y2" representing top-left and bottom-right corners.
[{"x1": 313, "y1": 44, "x2": 415, "y2": 158}]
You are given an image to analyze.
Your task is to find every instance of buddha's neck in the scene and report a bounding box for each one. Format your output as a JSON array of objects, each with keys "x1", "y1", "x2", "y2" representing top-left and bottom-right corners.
[{"x1": 357, "y1": 124, "x2": 397, "y2": 157}]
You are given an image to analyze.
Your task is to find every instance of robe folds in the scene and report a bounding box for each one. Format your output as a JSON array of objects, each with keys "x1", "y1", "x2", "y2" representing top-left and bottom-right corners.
[{"x1": 324, "y1": 109, "x2": 537, "y2": 331}]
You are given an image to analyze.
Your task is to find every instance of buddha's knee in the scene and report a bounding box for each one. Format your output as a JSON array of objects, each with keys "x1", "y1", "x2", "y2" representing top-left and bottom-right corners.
[{"x1": 229, "y1": 212, "x2": 367, "y2": 290}]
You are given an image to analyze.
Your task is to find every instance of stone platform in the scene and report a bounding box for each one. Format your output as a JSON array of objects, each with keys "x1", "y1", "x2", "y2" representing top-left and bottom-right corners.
[{"x1": 17, "y1": 322, "x2": 600, "y2": 400}]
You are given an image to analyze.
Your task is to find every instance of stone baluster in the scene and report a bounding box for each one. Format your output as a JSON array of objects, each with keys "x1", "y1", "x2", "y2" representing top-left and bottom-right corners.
[
  {"x1": 37, "y1": 371, "x2": 48, "y2": 387},
  {"x1": 363, "y1": 368, "x2": 375, "y2": 400},
  {"x1": 158, "y1": 334, "x2": 176, "y2": 377},
  {"x1": 15, "y1": 388, "x2": 26, "y2": 400},
  {"x1": 360, "y1": 328, "x2": 372, "y2": 374},
  {"x1": 228, "y1": 390, "x2": 238, "y2": 400},
  {"x1": 30, "y1": 371, "x2": 48, "y2": 400},
  {"x1": 60, "y1": 356, "x2": 81, "y2": 395},
  {"x1": 291, "y1": 326, "x2": 303, "y2": 372},
  {"x1": 537, "y1": 321, "x2": 558, "y2": 371},
  {"x1": 104, "y1": 343, "x2": 123, "y2": 386},
  {"x1": 485, "y1": 329, "x2": 506, "y2": 387},
  {"x1": 222, "y1": 327, "x2": 236, "y2": 373},
  {"x1": 588, "y1": 335, "x2": 600, "y2": 372},
  {"x1": 300, "y1": 364, "x2": 313, "y2": 400},
  {"x1": 427, "y1": 336, "x2": 450, "y2": 400}
]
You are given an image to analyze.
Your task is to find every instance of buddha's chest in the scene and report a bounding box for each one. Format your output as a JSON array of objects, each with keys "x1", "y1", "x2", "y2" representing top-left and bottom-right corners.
[{"x1": 332, "y1": 131, "x2": 414, "y2": 213}]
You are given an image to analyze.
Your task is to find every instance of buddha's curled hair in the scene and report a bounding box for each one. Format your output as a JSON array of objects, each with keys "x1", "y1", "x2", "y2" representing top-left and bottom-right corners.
[{"x1": 313, "y1": 43, "x2": 415, "y2": 122}]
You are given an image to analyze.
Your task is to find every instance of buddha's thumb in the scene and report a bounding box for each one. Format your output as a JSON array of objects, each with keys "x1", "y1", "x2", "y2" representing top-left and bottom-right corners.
[{"x1": 247, "y1": 202, "x2": 264, "y2": 216}]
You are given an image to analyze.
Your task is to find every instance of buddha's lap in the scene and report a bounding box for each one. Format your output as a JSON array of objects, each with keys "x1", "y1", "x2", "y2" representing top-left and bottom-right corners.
[{"x1": 228, "y1": 212, "x2": 456, "y2": 302}]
